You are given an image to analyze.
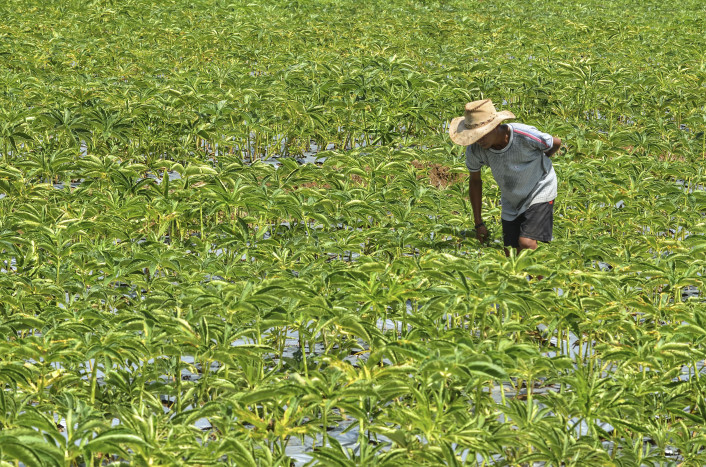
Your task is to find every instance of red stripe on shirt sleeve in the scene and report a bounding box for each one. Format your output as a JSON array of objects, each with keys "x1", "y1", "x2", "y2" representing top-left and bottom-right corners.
[{"x1": 515, "y1": 129, "x2": 550, "y2": 148}]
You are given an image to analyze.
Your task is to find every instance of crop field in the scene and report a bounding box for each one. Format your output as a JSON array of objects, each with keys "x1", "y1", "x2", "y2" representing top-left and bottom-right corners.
[{"x1": 1, "y1": 0, "x2": 706, "y2": 465}]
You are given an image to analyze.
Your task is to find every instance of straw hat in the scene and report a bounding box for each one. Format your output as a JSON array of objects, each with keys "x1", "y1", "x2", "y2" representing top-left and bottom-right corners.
[{"x1": 448, "y1": 99, "x2": 515, "y2": 146}]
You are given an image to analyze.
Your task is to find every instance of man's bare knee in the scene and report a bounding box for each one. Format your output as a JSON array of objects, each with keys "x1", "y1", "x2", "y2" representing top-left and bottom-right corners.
[{"x1": 518, "y1": 236, "x2": 538, "y2": 251}]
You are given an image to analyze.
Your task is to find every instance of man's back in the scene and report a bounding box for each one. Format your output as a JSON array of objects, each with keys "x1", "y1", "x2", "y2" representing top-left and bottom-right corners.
[{"x1": 465, "y1": 122, "x2": 557, "y2": 221}]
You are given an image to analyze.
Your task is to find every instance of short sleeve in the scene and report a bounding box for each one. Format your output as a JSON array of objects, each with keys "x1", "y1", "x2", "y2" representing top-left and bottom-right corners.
[
  {"x1": 537, "y1": 130, "x2": 554, "y2": 151},
  {"x1": 465, "y1": 144, "x2": 484, "y2": 172},
  {"x1": 513, "y1": 125, "x2": 553, "y2": 151}
]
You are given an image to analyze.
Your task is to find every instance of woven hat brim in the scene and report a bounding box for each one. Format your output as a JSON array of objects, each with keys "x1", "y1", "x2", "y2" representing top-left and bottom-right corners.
[{"x1": 448, "y1": 110, "x2": 516, "y2": 146}]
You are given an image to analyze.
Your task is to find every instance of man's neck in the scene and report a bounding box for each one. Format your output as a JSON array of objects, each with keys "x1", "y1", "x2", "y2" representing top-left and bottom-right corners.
[{"x1": 490, "y1": 124, "x2": 511, "y2": 150}]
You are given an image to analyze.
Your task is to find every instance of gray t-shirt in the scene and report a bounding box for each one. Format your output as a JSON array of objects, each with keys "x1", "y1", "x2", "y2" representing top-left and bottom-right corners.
[{"x1": 466, "y1": 122, "x2": 557, "y2": 221}]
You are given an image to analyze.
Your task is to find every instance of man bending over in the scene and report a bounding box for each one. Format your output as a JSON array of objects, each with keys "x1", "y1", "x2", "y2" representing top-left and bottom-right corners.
[{"x1": 449, "y1": 99, "x2": 561, "y2": 253}]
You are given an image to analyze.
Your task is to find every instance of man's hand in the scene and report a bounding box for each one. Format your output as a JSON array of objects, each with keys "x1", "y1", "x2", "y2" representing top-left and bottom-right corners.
[{"x1": 476, "y1": 224, "x2": 489, "y2": 243}]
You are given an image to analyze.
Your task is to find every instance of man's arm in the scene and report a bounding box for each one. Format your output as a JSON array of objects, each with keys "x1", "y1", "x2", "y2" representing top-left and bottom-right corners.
[
  {"x1": 469, "y1": 171, "x2": 488, "y2": 243},
  {"x1": 544, "y1": 137, "x2": 562, "y2": 157}
]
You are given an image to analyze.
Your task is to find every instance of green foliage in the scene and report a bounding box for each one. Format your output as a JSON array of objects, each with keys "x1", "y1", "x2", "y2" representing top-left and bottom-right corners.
[{"x1": 0, "y1": 0, "x2": 705, "y2": 464}]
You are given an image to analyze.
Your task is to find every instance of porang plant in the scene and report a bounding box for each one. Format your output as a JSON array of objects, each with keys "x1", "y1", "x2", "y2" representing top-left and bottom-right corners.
[{"x1": 0, "y1": 0, "x2": 706, "y2": 465}]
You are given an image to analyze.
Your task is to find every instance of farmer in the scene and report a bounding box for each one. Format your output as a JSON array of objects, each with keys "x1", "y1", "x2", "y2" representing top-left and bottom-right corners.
[{"x1": 449, "y1": 99, "x2": 561, "y2": 253}]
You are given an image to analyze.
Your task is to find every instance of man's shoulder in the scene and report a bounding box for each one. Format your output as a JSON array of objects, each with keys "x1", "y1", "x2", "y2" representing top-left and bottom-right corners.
[
  {"x1": 509, "y1": 123, "x2": 551, "y2": 149},
  {"x1": 509, "y1": 122, "x2": 545, "y2": 136},
  {"x1": 465, "y1": 143, "x2": 487, "y2": 170},
  {"x1": 466, "y1": 143, "x2": 483, "y2": 156}
]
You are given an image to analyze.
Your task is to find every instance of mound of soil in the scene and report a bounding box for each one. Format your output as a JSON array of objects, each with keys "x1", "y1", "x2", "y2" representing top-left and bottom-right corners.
[{"x1": 412, "y1": 160, "x2": 465, "y2": 188}]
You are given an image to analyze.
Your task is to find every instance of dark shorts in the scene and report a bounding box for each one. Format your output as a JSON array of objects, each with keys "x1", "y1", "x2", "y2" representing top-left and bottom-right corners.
[{"x1": 502, "y1": 200, "x2": 554, "y2": 248}]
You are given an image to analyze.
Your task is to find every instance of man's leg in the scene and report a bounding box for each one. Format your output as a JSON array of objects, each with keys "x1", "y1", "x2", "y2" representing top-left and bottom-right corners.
[
  {"x1": 518, "y1": 236, "x2": 538, "y2": 252},
  {"x1": 502, "y1": 215, "x2": 524, "y2": 256},
  {"x1": 518, "y1": 200, "x2": 554, "y2": 252}
]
